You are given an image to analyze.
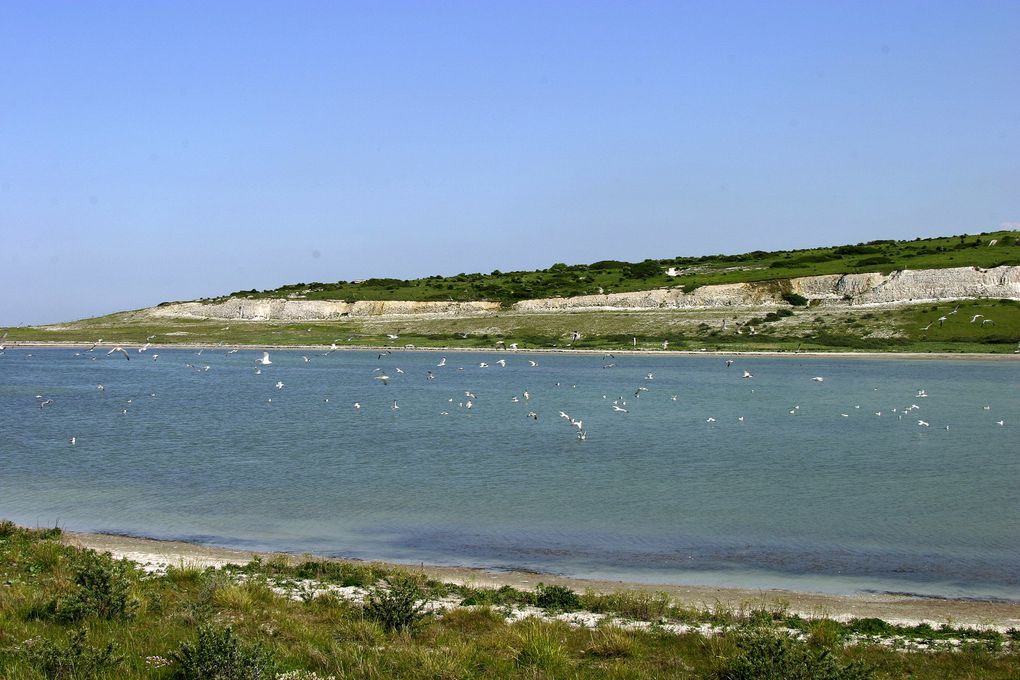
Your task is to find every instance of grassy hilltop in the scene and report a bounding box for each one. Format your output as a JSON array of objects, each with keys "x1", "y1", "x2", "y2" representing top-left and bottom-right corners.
[
  {"x1": 5, "y1": 230, "x2": 1020, "y2": 353},
  {"x1": 209, "y1": 230, "x2": 1020, "y2": 305}
]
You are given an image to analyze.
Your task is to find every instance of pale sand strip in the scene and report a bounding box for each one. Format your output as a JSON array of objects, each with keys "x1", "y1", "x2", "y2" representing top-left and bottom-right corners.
[
  {"x1": 65, "y1": 531, "x2": 1020, "y2": 632},
  {"x1": 10, "y1": 340, "x2": 1020, "y2": 361}
]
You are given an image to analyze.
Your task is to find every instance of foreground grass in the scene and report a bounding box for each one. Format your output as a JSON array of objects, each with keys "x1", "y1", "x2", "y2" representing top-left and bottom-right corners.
[
  {"x1": 6, "y1": 299, "x2": 1020, "y2": 354},
  {"x1": 1, "y1": 522, "x2": 1017, "y2": 679}
]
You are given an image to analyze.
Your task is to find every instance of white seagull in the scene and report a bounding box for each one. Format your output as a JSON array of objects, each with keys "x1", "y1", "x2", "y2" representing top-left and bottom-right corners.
[
  {"x1": 256, "y1": 352, "x2": 272, "y2": 365},
  {"x1": 107, "y1": 347, "x2": 130, "y2": 360}
]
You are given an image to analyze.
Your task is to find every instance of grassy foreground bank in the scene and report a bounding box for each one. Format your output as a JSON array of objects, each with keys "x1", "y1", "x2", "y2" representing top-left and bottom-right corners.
[
  {"x1": 1, "y1": 522, "x2": 1017, "y2": 679},
  {"x1": 6, "y1": 298, "x2": 1020, "y2": 354}
]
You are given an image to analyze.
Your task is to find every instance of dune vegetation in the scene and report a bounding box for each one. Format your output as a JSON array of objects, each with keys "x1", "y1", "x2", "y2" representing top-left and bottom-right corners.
[{"x1": 1, "y1": 522, "x2": 1017, "y2": 679}]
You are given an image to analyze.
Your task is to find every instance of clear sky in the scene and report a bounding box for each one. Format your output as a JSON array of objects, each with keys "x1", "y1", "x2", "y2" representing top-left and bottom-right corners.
[{"x1": 2, "y1": 1, "x2": 1018, "y2": 325}]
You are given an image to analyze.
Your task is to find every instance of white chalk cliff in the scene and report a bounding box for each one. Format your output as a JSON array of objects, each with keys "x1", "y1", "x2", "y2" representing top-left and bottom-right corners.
[{"x1": 148, "y1": 266, "x2": 1020, "y2": 321}]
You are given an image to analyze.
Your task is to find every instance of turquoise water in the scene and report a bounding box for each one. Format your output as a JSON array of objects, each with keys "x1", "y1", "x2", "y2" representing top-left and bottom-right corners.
[{"x1": 2, "y1": 347, "x2": 1018, "y2": 599}]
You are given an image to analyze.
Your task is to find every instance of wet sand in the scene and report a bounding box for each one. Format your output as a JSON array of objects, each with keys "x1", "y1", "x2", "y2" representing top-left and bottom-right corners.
[{"x1": 66, "y1": 531, "x2": 1020, "y2": 631}]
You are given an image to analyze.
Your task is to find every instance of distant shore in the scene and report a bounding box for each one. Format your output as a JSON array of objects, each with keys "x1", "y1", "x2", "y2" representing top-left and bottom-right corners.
[
  {"x1": 8, "y1": 340, "x2": 1020, "y2": 361},
  {"x1": 65, "y1": 530, "x2": 1020, "y2": 631}
]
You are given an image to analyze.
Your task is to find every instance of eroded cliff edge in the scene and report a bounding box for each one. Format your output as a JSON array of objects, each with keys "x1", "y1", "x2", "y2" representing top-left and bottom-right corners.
[{"x1": 147, "y1": 265, "x2": 1020, "y2": 321}]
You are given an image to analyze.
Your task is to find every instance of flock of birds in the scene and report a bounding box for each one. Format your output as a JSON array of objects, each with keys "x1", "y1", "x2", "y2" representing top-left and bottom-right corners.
[
  {"x1": 919, "y1": 305, "x2": 999, "y2": 332},
  {"x1": 5, "y1": 337, "x2": 1012, "y2": 449}
]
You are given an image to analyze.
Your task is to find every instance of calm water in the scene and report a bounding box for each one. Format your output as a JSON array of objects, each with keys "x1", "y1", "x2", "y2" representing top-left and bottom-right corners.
[{"x1": 2, "y1": 347, "x2": 1018, "y2": 599}]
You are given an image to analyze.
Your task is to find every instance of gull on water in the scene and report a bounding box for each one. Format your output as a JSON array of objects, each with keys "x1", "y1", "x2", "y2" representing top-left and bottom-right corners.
[{"x1": 256, "y1": 352, "x2": 272, "y2": 365}]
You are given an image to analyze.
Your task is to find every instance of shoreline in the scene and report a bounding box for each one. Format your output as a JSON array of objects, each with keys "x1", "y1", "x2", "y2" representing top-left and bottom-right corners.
[
  {"x1": 8, "y1": 340, "x2": 1020, "y2": 361},
  {"x1": 64, "y1": 530, "x2": 1020, "y2": 631}
]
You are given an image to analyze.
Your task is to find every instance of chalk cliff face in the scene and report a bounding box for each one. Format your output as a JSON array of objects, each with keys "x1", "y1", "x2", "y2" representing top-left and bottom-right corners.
[
  {"x1": 149, "y1": 298, "x2": 501, "y2": 321},
  {"x1": 791, "y1": 266, "x2": 1020, "y2": 305},
  {"x1": 148, "y1": 266, "x2": 1020, "y2": 321}
]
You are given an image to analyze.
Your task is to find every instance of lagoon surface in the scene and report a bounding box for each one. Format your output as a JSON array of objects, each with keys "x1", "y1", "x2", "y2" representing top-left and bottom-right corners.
[{"x1": 2, "y1": 347, "x2": 1018, "y2": 599}]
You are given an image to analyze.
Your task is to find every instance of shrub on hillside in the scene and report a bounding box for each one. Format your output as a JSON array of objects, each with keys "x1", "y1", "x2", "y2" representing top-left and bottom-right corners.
[
  {"x1": 21, "y1": 626, "x2": 122, "y2": 679},
  {"x1": 715, "y1": 629, "x2": 874, "y2": 680},
  {"x1": 52, "y1": 550, "x2": 137, "y2": 622},
  {"x1": 364, "y1": 575, "x2": 430, "y2": 632},
  {"x1": 171, "y1": 625, "x2": 277, "y2": 680},
  {"x1": 535, "y1": 583, "x2": 582, "y2": 611}
]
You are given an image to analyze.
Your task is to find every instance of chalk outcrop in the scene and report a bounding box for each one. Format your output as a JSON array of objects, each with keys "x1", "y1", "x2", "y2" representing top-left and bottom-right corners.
[
  {"x1": 149, "y1": 298, "x2": 501, "y2": 321},
  {"x1": 147, "y1": 266, "x2": 1020, "y2": 321}
]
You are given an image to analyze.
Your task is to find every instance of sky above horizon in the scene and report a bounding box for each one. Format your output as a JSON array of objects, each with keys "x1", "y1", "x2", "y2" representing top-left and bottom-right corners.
[{"x1": 2, "y1": 2, "x2": 1019, "y2": 325}]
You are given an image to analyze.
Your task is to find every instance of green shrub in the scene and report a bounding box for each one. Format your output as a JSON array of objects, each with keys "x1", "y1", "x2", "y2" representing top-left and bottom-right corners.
[
  {"x1": 782, "y1": 292, "x2": 809, "y2": 306},
  {"x1": 293, "y1": 560, "x2": 382, "y2": 587},
  {"x1": 856, "y1": 256, "x2": 893, "y2": 266},
  {"x1": 460, "y1": 584, "x2": 534, "y2": 607},
  {"x1": 716, "y1": 629, "x2": 873, "y2": 680},
  {"x1": 535, "y1": 583, "x2": 582, "y2": 611},
  {"x1": 363, "y1": 574, "x2": 429, "y2": 632},
  {"x1": 52, "y1": 549, "x2": 137, "y2": 622},
  {"x1": 171, "y1": 625, "x2": 277, "y2": 680},
  {"x1": 846, "y1": 617, "x2": 894, "y2": 637},
  {"x1": 20, "y1": 626, "x2": 122, "y2": 679}
]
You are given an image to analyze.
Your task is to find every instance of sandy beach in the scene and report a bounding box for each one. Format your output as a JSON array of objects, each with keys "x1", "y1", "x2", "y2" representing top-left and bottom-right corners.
[
  {"x1": 65, "y1": 530, "x2": 1020, "y2": 632},
  {"x1": 10, "y1": 340, "x2": 1020, "y2": 361}
]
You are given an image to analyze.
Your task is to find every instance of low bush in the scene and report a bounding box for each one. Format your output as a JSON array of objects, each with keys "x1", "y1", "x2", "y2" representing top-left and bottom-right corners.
[
  {"x1": 716, "y1": 629, "x2": 874, "y2": 680},
  {"x1": 171, "y1": 625, "x2": 278, "y2": 680},
  {"x1": 782, "y1": 292, "x2": 809, "y2": 306},
  {"x1": 535, "y1": 583, "x2": 582, "y2": 611},
  {"x1": 363, "y1": 574, "x2": 430, "y2": 632},
  {"x1": 20, "y1": 626, "x2": 122, "y2": 679},
  {"x1": 52, "y1": 549, "x2": 137, "y2": 622}
]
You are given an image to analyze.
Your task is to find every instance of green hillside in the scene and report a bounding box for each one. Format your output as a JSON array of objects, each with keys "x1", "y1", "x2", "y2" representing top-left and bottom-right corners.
[
  {"x1": 5, "y1": 230, "x2": 1020, "y2": 354},
  {"x1": 204, "y1": 230, "x2": 1020, "y2": 305}
]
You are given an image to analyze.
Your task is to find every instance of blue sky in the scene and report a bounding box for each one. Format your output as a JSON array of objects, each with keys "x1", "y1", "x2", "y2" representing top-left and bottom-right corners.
[{"x1": 2, "y1": 1, "x2": 1018, "y2": 325}]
